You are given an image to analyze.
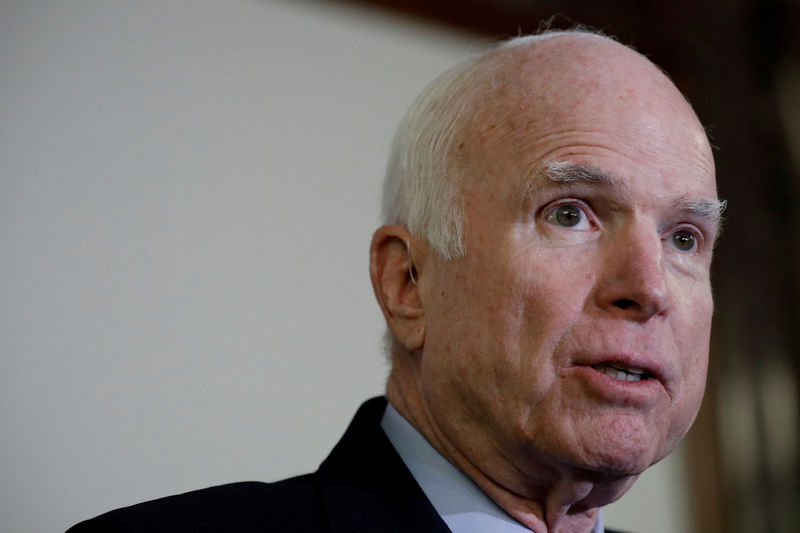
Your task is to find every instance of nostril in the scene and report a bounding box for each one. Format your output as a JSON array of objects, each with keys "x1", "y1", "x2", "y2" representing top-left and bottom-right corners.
[{"x1": 613, "y1": 299, "x2": 637, "y2": 310}]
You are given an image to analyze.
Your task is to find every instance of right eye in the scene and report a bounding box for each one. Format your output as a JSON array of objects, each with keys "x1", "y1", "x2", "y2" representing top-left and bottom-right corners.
[{"x1": 545, "y1": 204, "x2": 592, "y2": 230}]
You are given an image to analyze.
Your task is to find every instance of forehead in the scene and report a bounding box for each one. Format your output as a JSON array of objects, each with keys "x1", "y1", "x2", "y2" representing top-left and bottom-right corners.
[{"x1": 453, "y1": 37, "x2": 717, "y2": 203}]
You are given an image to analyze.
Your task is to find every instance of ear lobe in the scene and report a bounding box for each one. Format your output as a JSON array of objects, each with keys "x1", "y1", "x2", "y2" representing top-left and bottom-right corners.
[{"x1": 369, "y1": 225, "x2": 426, "y2": 351}]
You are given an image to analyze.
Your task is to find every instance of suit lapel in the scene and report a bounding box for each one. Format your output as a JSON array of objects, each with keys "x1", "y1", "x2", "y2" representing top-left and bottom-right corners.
[{"x1": 316, "y1": 397, "x2": 451, "y2": 532}]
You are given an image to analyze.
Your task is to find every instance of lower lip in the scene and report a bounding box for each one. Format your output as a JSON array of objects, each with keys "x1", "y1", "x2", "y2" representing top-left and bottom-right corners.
[{"x1": 573, "y1": 365, "x2": 664, "y2": 407}]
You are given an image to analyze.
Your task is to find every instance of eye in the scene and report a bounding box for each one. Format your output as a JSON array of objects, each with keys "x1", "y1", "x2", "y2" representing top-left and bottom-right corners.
[
  {"x1": 545, "y1": 204, "x2": 592, "y2": 230},
  {"x1": 669, "y1": 229, "x2": 698, "y2": 252}
]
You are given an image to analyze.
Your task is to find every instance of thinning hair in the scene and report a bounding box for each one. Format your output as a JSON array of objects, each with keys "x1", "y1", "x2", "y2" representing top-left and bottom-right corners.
[{"x1": 381, "y1": 30, "x2": 615, "y2": 260}]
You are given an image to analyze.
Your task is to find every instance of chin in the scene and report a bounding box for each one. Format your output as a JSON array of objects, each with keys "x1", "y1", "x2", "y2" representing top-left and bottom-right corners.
[
  {"x1": 583, "y1": 446, "x2": 655, "y2": 477},
  {"x1": 573, "y1": 418, "x2": 667, "y2": 476}
]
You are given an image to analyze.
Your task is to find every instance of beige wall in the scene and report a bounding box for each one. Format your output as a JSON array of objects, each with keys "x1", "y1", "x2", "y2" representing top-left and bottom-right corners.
[{"x1": 0, "y1": 1, "x2": 688, "y2": 531}]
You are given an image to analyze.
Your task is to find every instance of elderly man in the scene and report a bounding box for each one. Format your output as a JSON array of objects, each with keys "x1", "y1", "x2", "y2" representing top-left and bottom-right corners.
[{"x1": 69, "y1": 30, "x2": 724, "y2": 533}]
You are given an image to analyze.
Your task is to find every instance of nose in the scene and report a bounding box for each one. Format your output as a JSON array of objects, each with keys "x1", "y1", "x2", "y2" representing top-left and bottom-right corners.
[{"x1": 594, "y1": 223, "x2": 670, "y2": 321}]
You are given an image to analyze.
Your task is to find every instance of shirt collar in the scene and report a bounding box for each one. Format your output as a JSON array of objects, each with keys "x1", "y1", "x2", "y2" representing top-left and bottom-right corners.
[{"x1": 381, "y1": 402, "x2": 604, "y2": 533}]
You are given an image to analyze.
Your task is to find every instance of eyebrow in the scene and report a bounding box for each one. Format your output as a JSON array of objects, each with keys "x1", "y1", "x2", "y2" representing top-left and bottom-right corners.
[
  {"x1": 540, "y1": 160, "x2": 727, "y2": 221},
  {"x1": 543, "y1": 160, "x2": 617, "y2": 186},
  {"x1": 678, "y1": 198, "x2": 728, "y2": 223}
]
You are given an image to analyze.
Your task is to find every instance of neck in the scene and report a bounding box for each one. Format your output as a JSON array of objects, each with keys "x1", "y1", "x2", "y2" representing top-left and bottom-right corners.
[{"x1": 386, "y1": 359, "x2": 636, "y2": 533}]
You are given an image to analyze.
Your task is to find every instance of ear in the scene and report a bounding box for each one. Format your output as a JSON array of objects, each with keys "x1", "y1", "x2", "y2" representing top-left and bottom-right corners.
[{"x1": 369, "y1": 225, "x2": 426, "y2": 351}]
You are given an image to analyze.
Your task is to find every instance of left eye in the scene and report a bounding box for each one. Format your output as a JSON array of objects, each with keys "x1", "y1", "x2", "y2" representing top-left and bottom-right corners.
[
  {"x1": 670, "y1": 229, "x2": 697, "y2": 252},
  {"x1": 545, "y1": 204, "x2": 592, "y2": 230}
]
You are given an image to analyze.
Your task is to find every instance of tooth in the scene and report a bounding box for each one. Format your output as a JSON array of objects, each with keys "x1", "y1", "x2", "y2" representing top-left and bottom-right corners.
[
  {"x1": 611, "y1": 364, "x2": 644, "y2": 375},
  {"x1": 599, "y1": 366, "x2": 618, "y2": 379},
  {"x1": 594, "y1": 364, "x2": 644, "y2": 382}
]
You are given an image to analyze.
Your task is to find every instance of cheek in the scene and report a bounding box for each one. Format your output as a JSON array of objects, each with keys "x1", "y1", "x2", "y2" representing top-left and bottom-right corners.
[
  {"x1": 421, "y1": 245, "x2": 597, "y2": 414},
  {"x1": 480, "y1": 254, "x2": 596, "y2": 391},
  {"x1": 677, "y1": 289, "x2": 713, "y2": 376},
  {"x1": 517, "y1": 248, "x2": 598, "y2": 329},
  {"x1": 666, "y1": 289, "x2": 713, "y2": 438}
]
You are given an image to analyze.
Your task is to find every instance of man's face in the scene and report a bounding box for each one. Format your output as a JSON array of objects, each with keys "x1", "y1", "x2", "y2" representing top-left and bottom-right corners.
[{"x1": 416, "y1": 42, "x2": 720, "y2": 485}]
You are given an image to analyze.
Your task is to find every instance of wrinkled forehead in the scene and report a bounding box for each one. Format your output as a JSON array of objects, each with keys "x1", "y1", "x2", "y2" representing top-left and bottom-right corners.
[{"x1": 451, "y1": 35, "x2": 716, "y2": 195}]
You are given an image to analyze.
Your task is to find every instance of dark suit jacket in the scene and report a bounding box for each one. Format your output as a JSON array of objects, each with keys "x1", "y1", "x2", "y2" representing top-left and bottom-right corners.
[{"x1": 67, "y1": 397, "x2": 626, "y2": 532}]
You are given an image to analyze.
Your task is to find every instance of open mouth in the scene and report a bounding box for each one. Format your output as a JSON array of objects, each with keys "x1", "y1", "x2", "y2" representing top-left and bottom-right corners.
[{"x1": 591, "y1": 363, "x2": 655, "y2": 382}]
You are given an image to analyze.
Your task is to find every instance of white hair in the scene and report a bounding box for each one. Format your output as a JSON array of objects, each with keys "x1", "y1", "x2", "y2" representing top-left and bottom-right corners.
[
  {"x1": 381, "y1": 55, "x2": 479, "y2": 260},
  {"x1": 381, "y1": 30, "x2": 613, "y2": 260}
]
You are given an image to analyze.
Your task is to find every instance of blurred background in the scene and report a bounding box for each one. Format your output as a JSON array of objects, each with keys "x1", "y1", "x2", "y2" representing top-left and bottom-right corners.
[{"x1": 1, "y1": 1, "x2": 797, "y2": 532}]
